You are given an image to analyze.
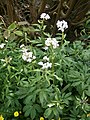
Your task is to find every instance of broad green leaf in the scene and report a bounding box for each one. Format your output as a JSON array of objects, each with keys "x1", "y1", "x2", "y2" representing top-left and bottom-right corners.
[
  {"x1": 39, "y1": 91, "x2": 47, "y2": 106},
  {"x1": 53, "y1": 107, "x2": 59, "y2": 116},
  {"x1": 44, "y1": 108, "x2": 52, "y2": 118},
  {"x1": 24, "y1": 108, "x2": 31, "y2": 117},
  {"x1": 34, "y1": 104, "x2": 42, "y2": 113},
  {"x1": 30, "y1": 106, "x2": 36, "y2": 120},
  {"x1": 8, "y1": 22, "x2": 17, "y2": 31},
  {"x1": 14, "y1": 31, "x2": 23, "y2": 36}
]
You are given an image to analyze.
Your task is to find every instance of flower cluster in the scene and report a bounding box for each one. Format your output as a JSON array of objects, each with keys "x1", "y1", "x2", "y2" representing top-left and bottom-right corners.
[
  {"x1": 40, "y1": 13, "x2": 50, "y2": 20},
  {"x1": 45, "y1": 38, "x2": 59, "y2": 49},
  {"x1": 20, "y1": 44, "x2": 36, "y2": 62},
  {"x1": 0, "y1": 43, "x2": 5, "y2": 49},
  {"x1": 56, "y1": 20, "x2": 68, "y2": 32},
  {"x1": 38, "y1": 56, "x2": 52, "y2": 69}
]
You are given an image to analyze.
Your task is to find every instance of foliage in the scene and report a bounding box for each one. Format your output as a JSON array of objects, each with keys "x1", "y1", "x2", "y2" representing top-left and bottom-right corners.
[{"x1": 0, "y1": 16, "x2": 90, "y2": 120}]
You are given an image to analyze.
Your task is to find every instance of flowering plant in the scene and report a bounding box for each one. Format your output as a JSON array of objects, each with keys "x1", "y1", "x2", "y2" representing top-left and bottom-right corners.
[{"x1": 0, "y1": 13, "x2": 90, "y2": 120}]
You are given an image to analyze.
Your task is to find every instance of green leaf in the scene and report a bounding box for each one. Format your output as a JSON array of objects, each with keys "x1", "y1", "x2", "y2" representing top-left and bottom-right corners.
[
  {"x1": 8, "y1": 22, "x2": 17, "y2": 31},
  {"x1": 24, "y1": 67, "x2": 28, "y2": 75},
  {"x1": 14, "y1": 31, "x2": 23, "y2": 36},
  {"x1": 24, "y1": 108, "x2": 31, "y2": 117},
  {"x1": 30, "y1": 106, "x2": 36, "y2": 120},
  {"x1": 34, "y1": 104, "x2": 42, "y2": 113},
  {"x1": 3, "y1": 30, "x2": 10, "y2": 39},
  {"x1": 53, "y1": 107, "x2": 59, "y2": 116},
  {"x1": 86, "y1": 87, "x2": 90, "y2": 96},
  {"x1": 54, "y1": 75, "x2": 63, "y2": 82},
  {"x1": 72, "y1": 81, "x2": 81, "y2": 87},
  {"x1": 7, "y1": 65, "x2": 11, "y2": 73},
  {"x1": 44, "y1": 108, "x2": 52, "y2": 118},
  {"x1": 39, "y1": 91, "x2": 47, "y2": 106},
  {"x1": 24, "y1": 95, "x2": 33, "y2": 104}
]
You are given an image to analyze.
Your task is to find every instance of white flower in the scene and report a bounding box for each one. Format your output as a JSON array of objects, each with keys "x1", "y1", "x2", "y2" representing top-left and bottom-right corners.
[
  {"x1": 47, "y1": 103, "x2": 55, "y2": 107},
  {"x1": 38, "y1": 61, "x2": 43, "y2": 66},
  {"x1": 46, "y1": 62, "x2": 52, "y2": 68},
  {"x1": 20, "y1": 44, "x2": 25, "y2": 48},
  {"x1": 45, "y1": 38, "x2": 52, "y2": 46},
  {"x1": 27, "y1": 52, "x2": 33, "y2": 58},
  {"x1": 27, "y1": 58, "x2": 32, "y2": 62},
  {"x1": 0, "y1": 43, "x2": 5, "y2": 48},
  {"x1": 45, "y1": 38, "x2": 59, "y2": 49},
  {"x1": 56, "y1": 20, "x2": 68, "y2": 32},
  {"x1": 9, "y1": 57, "x2": 12, "y2": 61},
  {"x1": 43, "y1": 46, "x2": 48, "y2": 50},
  {"x1": 22, "y1": 50, "x2": 36, "y2": 63},
  {"x1": 42, "y1": 62, "x2": 52, "y2": 69},
  {"x1": 40, "y1": 13, "x2": 50, "y2": 20},
  {"x1": 33, "y1": 56, "x2": 36, "y2": 59},
  {"x1": 22, "y1": 54, "x2": 27, "y2": 61},
  {"x1": 43, "y1": 56, "x2": 49, "y2": 61},
  {"x1": 38, "y1": 61, "x2": 52, "y2": 69},
  {"x1": 51, "y1": 38, "x2": 59, "y2": 49}
]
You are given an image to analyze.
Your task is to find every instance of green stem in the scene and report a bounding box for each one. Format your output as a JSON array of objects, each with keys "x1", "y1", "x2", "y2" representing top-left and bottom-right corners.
[
  {"x1": 51, "y1": 46, "x2": 55, "y2": 84},
  {"x1": 61, "y1": 32, "x2": 64, "y2": 45}
]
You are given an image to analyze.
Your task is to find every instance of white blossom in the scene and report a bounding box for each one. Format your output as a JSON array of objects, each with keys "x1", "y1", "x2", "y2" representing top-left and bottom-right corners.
[
  {"x1": 51, "y1": 38, "x2": 59, "y2": 49},
  {"x1": 33, "y1": 56, "x2": 36, "y2": 59},
  {"x1": 42, "y1": 62, "x2": 52, "y2": 69},
  {"x1": 38, "y1": 56, "x2": 52, "y2": 69},
  {"x1": 43, "y1": 46, "x2": 48, "y2": 50},
  {"x1": 47, "y1": 103, "x2": 55, "y2": 107},
  {"x1": 45, "y1": 38, "x2": 59, "y2": 49},
  {"x1": 56, "y1": 20, "x2": 68, "y2": 32},
  {"x1": 40, "y1": 13, "x2": 50, "y2": 20},
  {"x1": 45, "y1": 62, "x2": 52, "y2": 68},
  {"x1": 45, "y1": 38, "x2": 52, "y2": 46},
  {"x1": 21, "y1": 49, "x2": 36, "y2": 63},
  {"x1": 43, "y1": 56, "x2": 49, "y2": 61},
  {"x1": 38, "y1": 61, "x2": 44, "y2": 66},
  {"x1": 20, "y1": 44, "x2": 25, "y2": 48},
  {"x1": 0, "y1": 43, "x2": 5, "y2": 49},
  {"x1": 27, "y1": 58, "x2": 32, "y2": 62}
]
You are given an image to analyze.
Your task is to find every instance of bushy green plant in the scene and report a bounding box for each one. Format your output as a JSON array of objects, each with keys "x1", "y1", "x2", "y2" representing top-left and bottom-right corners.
[{"x1": 0, "y1": 15, "x2": 90, "y2": 120}]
